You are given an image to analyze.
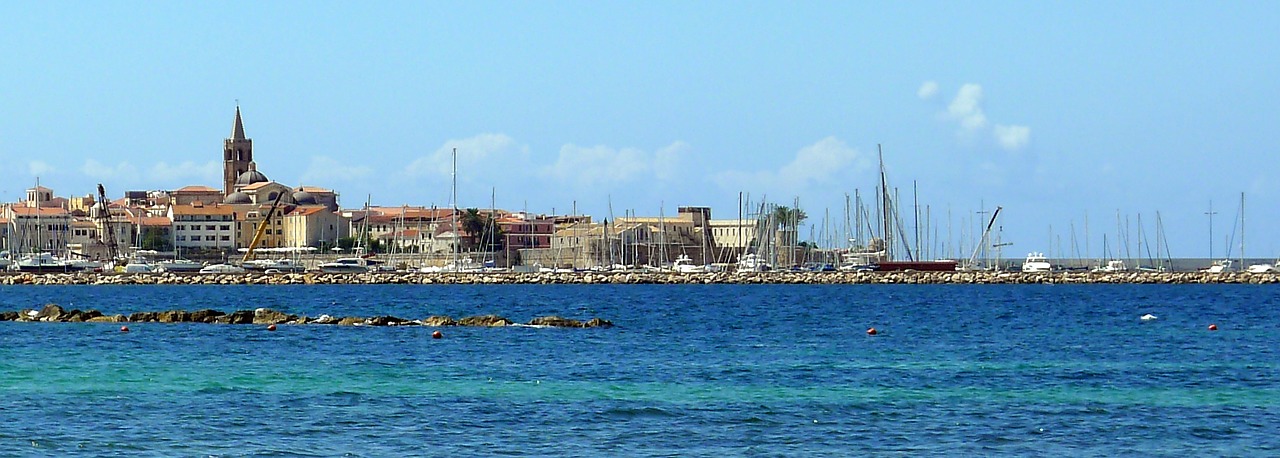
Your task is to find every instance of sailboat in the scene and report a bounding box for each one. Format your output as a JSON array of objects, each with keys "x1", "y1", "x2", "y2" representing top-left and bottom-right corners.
[{"x1": 872, "y1": 146, "x2": 957, "y2": 272}]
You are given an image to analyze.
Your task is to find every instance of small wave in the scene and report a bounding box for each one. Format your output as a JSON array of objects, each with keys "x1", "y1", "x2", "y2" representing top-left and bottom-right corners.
[{"x1": 601, "y1": 406, "x2": 679, "y2": 418}]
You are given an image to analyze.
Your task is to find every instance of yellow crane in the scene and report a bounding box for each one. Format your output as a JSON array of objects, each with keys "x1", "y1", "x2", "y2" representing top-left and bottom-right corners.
[{"x1": 241, "y1": 192, "x2": 287, "y2": 265}]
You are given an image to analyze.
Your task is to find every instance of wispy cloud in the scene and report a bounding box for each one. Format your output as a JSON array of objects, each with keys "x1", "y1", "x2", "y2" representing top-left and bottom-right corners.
[
  {"x1": 300, "y1": 156, "x2": 373, "y2": 185},
  {"x1": 405, "y1": 133, "x2": 528, "y2": 179},
  {"x1": 925, "y1": 81, "x2": 1031, "y2": 152},
  {"x1": 993, "y1": 124, "x2": 1031, "y2": 151},
  {"x1": 917, "y1": 81, "x2": 939, "y2": 100},
  {"x1": 947, "y1": 83, "x2": 988, "y2": 131},
  {"x1": 150, "y1": 161, "x2": 221, "y2": 185},
  {"x1": 81, "y1": 159, "x2": 139, "y2": 181},
  {"x1": 28, "y1": 160, "x2": 55, "y2": 177},
  {"x1": 713, "y1": 136, "x2": 865, "y2": 195},
  {"x1": 539, "y1": 141, "x2": 687, "y2": 191}
]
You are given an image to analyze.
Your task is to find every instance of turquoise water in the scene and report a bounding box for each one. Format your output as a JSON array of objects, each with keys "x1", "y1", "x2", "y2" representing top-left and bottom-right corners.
[{"x1": 1, "y1": 284, "x2": 1277, "y2": 456}]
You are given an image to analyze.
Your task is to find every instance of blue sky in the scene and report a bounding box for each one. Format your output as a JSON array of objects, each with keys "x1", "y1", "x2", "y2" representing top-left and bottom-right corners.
[{"x1": 3, "y1": 1, "x2": 1278, "y2": 259}]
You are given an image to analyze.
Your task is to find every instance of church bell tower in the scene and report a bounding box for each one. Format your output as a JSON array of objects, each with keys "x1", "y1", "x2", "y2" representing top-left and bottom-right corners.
[{"x1": 223, "y1": 106, "x2": 254, "y2": 196}]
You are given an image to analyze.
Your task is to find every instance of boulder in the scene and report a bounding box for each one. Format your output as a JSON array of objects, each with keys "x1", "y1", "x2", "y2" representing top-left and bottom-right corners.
[
  {"x1": 528, "y1": 316, "x2": 583, "y2": 328},
  {"x1": 584, "y1": 318, "x2": 615, "y2": 328},
  {"x1": 217, "y1": 310, "x2": 255, "y2": 324},
  {"x1": 157, "y1": 310, "x2": 192, "y2": 323},
  {"x1": 190, "y1": 309, "x2": 225, "y2": 323},
  {"x1": 128, "y1": 311, "x2": 158, "y2": 322},
  {"x1": 421, "y1": 315, "x2": 457, "y2": 326},
  {"x1": 35, "y1": 304, "x2": 66, "y2": 322},
  {"x1": 311, "y1": 314, "x2": 339, "y2": 325},
  {"x1": 337, "y1": 317, "x2": 364, "y2": 326},
  {"x1": 252, "y1": 308, "x2": 294, "y2": 325},
  {"x1": 367, "y1": 315, "x2": 412, "y2": 326},
  {"x1": 0, "y1": 311, "x2": 17, "y2": 321},
  {"x1": 87, "y1": 314, "x2": 128, "y2": 323},
  {"x1": 458, "y1": 314, "x2": 512, "y2": 327}
]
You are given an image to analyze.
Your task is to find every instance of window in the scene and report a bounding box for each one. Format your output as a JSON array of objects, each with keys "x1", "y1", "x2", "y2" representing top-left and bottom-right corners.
[
  {"x1": 205, "y1": 225, "x2": 216, "y2": 231},
  {"x1": 275, "y1": 229, "x2": 282, "y2": 235},
  {"x1": 220, "y1": 225, "x2": 230, "y2": 231},
  {"x1": 177, "y1": 225, "x2": 185, "y2": 231},
  {"x1": 220, "y1": 236, "x2": 230, "y2": 241},
  {"x1": 205, "y1": 235, "x2": 215, "y2": 241},
  {"x1": 177, "y1": 235, "x2": 186, "y2": 241}
]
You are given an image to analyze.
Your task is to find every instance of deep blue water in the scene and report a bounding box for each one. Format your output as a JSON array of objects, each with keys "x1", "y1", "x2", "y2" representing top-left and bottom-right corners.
[{"x1": 0, "y1": 284, "x2": 1277, "y2": 456}]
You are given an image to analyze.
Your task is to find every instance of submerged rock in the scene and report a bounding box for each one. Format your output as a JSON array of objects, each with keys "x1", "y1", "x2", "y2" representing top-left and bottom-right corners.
[
  {"x1": 527, "y1": 316, "x2": 583, "y2": 328},
  {"x1": 421, "y1": 315, "x2": 457, "y2": 326},
  {"x1": 458, "y1": 314, "x2": 512, "y2": 327}
]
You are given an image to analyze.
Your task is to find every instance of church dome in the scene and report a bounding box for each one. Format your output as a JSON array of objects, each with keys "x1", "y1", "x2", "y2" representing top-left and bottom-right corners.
[
  {"x1": 292, "y1": 190, "x2": 318, "y2": 205},
  {"x1": 224, "y1": 192, "x2": 252, "y2": 204},
  {"x1": 235, "y1": 169, "x2": 269, "y2": 186}
]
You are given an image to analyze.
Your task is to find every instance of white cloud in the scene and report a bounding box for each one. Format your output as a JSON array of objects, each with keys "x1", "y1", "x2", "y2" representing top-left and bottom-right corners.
[
  {"x1": 81, "y1": 159, "x2": 139, "y2": 180},
  {"x1": 149, "y1": 161, "x2": 221, "y2": 184},
  {"x1": 539, "y1": 141, "x2": 688, "y2": 190},
  {"x1": 406, "y1": 133, "x2": 527, "y2": 179},
  {"x1": 993, "y1": 124, "x2": 1031, "y2": 151},
  {"x1": 917, "y1": 81, "x2": 939, "y2": 100},
  {"x1": 28, "y1": 160, "x2": 55, "y2": 177},
  {"x1": 300, "y1": 156, "x2": 373, "y2": 184},
  {"x1": 948, "y1": 83, "x2": 988, "y2": 131},
  {"x1": 714, "y1": 136, "x2": 864, "y2": 194}
]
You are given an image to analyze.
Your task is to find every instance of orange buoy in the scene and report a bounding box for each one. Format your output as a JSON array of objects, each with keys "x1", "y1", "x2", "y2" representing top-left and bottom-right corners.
[
  {"x1": 120, "y1": 325, "x2": 130, "y2": 333},
  {"x1": 1208, "y1": 324, "x2": 1218, "y2": 331},
  {"x1": 267, "y1": 324, "x2": 277, "y2": 331},
  {"x1": 432, "y1": 330, "x2": 443, "y2": 339},
  {"x1": 866, "y1": 327, "x2": 878, "y2": 336}
]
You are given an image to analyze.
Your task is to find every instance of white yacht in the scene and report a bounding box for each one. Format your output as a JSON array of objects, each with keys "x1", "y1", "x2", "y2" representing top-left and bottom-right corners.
[
  {"x1": 1202, "y1": 259, "x2": 1234, "y2": 273},
  {"x1": 156, "y1": 258, "x2": 204, "y2": 273},
  {"x1": 1092, "y1": 259, "x2": 1128, "y2": 273},
  {"x1": 1021, "y1": 252, "x2": 1052, "y2": 273},
  {"x1": 199, "y1": 263, "x2": 246, "y2": 274},
  {"x1": 736, "y1": 253, "x2": 772, "y2": 272},
  {"x1": 1246, "y1": 262, "x2": 1277, "y2": 273},
  {"x1": 15, "y1": 253, "x2": 84, "y2": 273},
  {"x1": 243, "y1": 258, "x2": 307, "y2": 273},
  {"x1": 673, "y1": 254, "x2": 707, "y2": 273},
  {"x1": 318, "y1": 257, "x2": 372, "y2": 273}
]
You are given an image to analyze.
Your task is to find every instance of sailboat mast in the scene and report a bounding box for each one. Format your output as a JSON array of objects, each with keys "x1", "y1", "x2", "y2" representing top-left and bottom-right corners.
[
  {"x1": 451, "y1": 147, "x2": 458, "y2": 270},
  {"x1": 878, "y1": 145, "x2": 890, "y2": 261}
]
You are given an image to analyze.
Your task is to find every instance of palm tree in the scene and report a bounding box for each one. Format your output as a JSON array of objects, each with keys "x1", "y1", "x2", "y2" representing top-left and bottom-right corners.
[
  {"x1": 769, "y1": 205, "x2": 807, "y2": 266},
  {"x1": 458, "y1": 208, "x2": 506, "y2": 252}
]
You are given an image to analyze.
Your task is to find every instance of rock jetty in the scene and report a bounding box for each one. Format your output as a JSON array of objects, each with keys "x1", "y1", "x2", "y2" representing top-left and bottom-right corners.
[
  {"x1": 0, "y1": 303, "x2": 614, "y2": 328},
  {"x1": 0, "y1": 270, "x2": 1277, "y2": 285}
]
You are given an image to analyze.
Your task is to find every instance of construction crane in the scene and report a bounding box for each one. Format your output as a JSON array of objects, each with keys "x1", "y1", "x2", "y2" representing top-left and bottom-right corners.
[
  {"x1": 96, "y1": 184, "x2": 119, "y2": 263},
  {"x1": 241, "y1": 191, "x2": 287, "y2": 265},
  {"x1": 967, "y1": 206, "x2": 1002, "y2": 270}
]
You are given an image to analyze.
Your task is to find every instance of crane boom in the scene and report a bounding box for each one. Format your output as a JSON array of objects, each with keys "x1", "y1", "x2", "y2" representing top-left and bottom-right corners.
[
  {"x1": 967, "y1": 206, "x2": 1002, "y2": 269},
  {"x1": 96, "y1": 184, "x2": 119, "y2": 262},
  {"x1": 241, "y1": 192, "x2": 287, "y2": 264}
]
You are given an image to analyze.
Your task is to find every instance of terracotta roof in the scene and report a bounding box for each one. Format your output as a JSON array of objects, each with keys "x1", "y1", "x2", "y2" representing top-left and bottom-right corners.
[
  {"x1": 240, "y1": 181, "x2": 282, "y2": 191},
  {"x1": 139, "y1": 217, "x2": 170, "y2": 226},
  {"x1": 170, "y1": 204, "x2": 235, "y2": 216},
  {"x1": 9, "y1": 206, "x2": 69, "y2": 216},
  {"x1": 286, "y1": 206, "x2": 329, "y2": 217},
  {"x1": 295, "y1": 186, "x2": 333, "y2": 193},
  {"x1": 174, "y1": 185, "x2": 221, "y2": 193}
]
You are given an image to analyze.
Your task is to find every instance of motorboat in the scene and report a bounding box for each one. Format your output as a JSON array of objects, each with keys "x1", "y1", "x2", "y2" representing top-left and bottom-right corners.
[
  {"x1": 156, "y1": 259, "x2": 204, "y2": 273},
  {"x1": 1247, "y1": 262, "x2": 1277, "y2": 273},
  {"x1": 736, "y1": 253, "x2": 772, "y2": 272},
  {"x1": 243, "y1": 258, "x2": 306, "y2": 273},
  {"x1": 15, "y1": 253, "x2": 84, "y2": 273},
  {"x1": 318, "y1": 257, "x2": 372, "y2": 273},
  {"x1": 673, "y1": 254, "x2": 707, "y2": 273},
  {"x1": 1202, "y1": 259, "x2": 1234, "y2": 273},
  {"x1": 123, "y1": 258, "x2": 157, "y2": 273},
  {"x1": 1093, "y1": 260, "x2": 1128, "y2": 273},
  {"x1": 1021, "y1": 252, "x2": 1052, "y2": 273},
  {"x1": 199, "y1": 263, "x2": 246, "y2": 274}
]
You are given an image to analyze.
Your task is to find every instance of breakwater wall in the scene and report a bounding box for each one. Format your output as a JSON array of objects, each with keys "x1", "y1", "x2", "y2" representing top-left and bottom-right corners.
[
  {"x1": 1, "y1": 303, "x2": 614, "y2": 328},
  {"x1": 2, "y1": 271, "x2": 1279, "y2": 285}
]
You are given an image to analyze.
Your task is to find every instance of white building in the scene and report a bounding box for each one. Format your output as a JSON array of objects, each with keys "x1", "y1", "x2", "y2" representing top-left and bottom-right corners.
[{"x1": 168, "y1": 202, "x2": 236, "y2": 250}]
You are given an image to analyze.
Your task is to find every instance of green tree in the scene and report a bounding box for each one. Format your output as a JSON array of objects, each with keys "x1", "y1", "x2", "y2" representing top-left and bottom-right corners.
[
  {"x1": 140, "y1": 229, "x2": 173, "y2": 252},
  {"x1": 458, "y1": 208, "x2": 506, "y2": 251}
]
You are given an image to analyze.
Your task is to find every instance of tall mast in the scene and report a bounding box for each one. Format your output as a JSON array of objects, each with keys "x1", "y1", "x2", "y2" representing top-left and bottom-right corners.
[
  {"x1": 451, "y1": 147, "x2": 458, "y2": 270},
  {"x1": 878, "y1": 145, "x2": 890, "y2": 261}
]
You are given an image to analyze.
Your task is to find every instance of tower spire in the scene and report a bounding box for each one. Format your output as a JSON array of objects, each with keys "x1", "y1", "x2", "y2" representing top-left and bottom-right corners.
[{"x1": 232, "y1": 105, "x2": 246, "y2": 140}]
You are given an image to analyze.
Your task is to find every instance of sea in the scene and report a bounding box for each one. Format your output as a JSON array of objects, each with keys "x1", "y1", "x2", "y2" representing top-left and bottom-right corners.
[{"x1": 0, "y1": 283, "x2": 1276, "y2": 457}]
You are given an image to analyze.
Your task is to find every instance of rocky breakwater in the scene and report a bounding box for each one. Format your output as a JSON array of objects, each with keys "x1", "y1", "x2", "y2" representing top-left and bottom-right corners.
[
  {"x1": 0, "y1": 303, "x2": 615, "y2": 329},
  {"x1": 1, "y1": 270, "x2": 1278, "y2": 285}
]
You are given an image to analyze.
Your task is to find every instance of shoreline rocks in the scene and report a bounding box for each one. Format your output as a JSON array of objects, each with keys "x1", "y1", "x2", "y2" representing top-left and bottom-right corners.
[
  {"x1": 0, "y1": 304, "x2": 614, "y2": 328},
  {"x1": 0, "y1": 270, "x2": 1277, "y2": 286}
]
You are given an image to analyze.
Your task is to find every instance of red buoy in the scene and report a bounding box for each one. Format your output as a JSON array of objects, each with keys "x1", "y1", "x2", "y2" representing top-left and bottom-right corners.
[
  {"x1": 120, "y1": 325, "x2": 130, "y2": 333},
  {"x1": 432, "y1": 330, "x2": 443, "y2": 339},
  {"x1": 866, "y1": 327, "x2": 878, "y2": 336},
  {"x1": 1208, "y1": 324, "x2": 1218, "y2": 331},
  {"x1": 267, "y1": 324, "x2": 277, "y2": 331}
]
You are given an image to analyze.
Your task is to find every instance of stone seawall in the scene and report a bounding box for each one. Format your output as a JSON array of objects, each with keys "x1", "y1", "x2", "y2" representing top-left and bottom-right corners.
[
  {"x1": 0, "y1": 303, "x2": 614, "y2": 328},
  {"x1": 1, "y1": 270, "x2": 1278, "y2": 285}
]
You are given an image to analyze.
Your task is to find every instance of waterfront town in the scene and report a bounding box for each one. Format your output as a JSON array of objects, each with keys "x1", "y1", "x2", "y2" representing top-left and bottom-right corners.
[{"x1": 1, "y1": 107, "x2": 784, "y2": 273}]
